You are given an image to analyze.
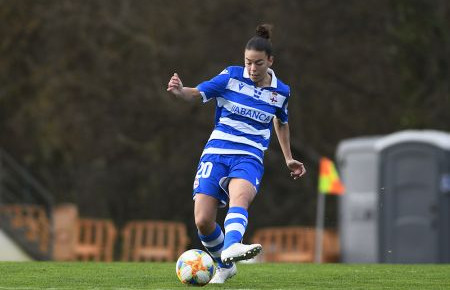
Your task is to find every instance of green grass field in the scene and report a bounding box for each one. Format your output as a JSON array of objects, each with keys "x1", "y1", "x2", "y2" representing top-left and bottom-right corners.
[{"x1": 0, "y1": 262, "x2": 449, "y2": 289}]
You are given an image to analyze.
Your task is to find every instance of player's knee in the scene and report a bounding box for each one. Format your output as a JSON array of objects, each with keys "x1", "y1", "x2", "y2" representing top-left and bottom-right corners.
[{"x1": 195, "y1": 214, "x2": 215, "y2": 235}]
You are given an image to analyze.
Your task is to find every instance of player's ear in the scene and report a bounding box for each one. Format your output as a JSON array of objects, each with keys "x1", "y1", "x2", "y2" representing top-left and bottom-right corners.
[{"x1": 267, "y1": 55, "x2": 274, "y2": 67}]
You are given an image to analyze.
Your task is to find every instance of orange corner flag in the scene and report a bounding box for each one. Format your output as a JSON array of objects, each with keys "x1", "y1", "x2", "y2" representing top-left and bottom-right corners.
[{"x1": 318, "y1": 157, "x2": 345, "y2": 195}]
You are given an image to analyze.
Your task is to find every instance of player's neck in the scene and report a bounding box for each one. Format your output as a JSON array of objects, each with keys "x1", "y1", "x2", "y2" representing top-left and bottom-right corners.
[{"x1": 254, "y1": 72, "x2": 272, "y2": 88}]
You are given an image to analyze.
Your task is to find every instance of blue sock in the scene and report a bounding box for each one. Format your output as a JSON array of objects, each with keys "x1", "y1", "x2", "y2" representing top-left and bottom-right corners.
[
  {"x1": 198, "y1": 223, "x2": 230, "y2": 268},
  {"x1": 223, "y1": 207, "x2": 248, "y2": 250}
]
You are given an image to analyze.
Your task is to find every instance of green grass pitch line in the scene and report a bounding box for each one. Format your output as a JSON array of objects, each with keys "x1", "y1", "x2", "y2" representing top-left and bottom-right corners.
[{"x1": 0, "y1": 262, "x2": 449, "y2": 289}]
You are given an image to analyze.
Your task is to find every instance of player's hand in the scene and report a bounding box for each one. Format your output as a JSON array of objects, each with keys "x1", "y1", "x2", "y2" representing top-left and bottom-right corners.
[
  {"x1": 167, "y1": 73, "x2": 183, "y2": 97},
  {"x1": 286, "y1": 159, "x2": 306, "y2": 180}
]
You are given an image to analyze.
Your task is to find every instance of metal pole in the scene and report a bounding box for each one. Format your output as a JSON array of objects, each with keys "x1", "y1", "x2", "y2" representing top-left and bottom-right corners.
[
  {"x1": 314, "y1": 192, "x2": 326, "y2": 263},
  {"x1": 0, "y1": 149, "x2": 3, "y2": 203}
]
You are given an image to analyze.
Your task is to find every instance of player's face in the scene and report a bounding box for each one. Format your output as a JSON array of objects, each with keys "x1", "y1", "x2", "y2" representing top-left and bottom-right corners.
[{"x1": 244, "y1": 49, "x2": 273, "y2": 85}]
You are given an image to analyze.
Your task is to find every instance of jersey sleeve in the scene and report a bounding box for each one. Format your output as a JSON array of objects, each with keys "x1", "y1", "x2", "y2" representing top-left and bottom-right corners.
[
  {"x1": 276, "y1": 90, "x2": 290, "y2": 124},
  {"x1": 196, "y1": 68, "x2": 230, "y2": 103}
]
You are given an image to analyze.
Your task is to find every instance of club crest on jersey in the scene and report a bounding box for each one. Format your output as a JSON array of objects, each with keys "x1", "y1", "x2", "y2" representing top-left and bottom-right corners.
[{"x1": 270, "y1": 92, "x2": 278, "y2": 103}]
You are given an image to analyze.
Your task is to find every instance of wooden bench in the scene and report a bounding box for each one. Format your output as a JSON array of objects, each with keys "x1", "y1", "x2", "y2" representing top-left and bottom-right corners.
[
  {"x1": 74, "y1": 218, "x2": 117, "y2": 262},
  {"x1": 121, "y1": 220, "x2": 189, "y2": 262},
  {"x1": 252, "y1": 226, "x2": 340, "y2": 263}
]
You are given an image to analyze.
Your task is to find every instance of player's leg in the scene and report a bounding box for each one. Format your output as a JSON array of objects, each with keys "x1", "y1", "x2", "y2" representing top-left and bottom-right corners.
[
  {"x1": 194, "y1": 193, "x2": 218, "y2": 235},
  {"x1": 221, "y1": 178, "x2": 262, "y2": 263},
  {"x1": 228, "y1": 177, "x2": 256, "y2": 209},
  {"x1": 195, "y1": 194, "x2": 225, "y2": 266},
  {"x1": 194, "y1": 194, "x2": 237, "y2": 283},
  {"x1": 192, "y1": 156, "x2": 236, "y2": 283}
]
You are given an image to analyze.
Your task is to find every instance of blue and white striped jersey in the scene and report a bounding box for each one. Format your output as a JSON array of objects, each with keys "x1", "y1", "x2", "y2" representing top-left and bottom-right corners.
[{"x1": 196, "y1": 66, "x2": 290, "y2": 164}]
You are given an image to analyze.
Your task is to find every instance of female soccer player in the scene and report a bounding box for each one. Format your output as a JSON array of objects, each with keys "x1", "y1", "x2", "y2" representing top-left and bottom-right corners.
[{"x1": 167, "y1": 24, "x2": 306, "y2": 284}]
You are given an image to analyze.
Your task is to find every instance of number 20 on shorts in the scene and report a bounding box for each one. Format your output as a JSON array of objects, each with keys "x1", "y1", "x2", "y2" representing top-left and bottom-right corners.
[{"x1": 196, "y1": 162, "x2": 213, "y2": 178}]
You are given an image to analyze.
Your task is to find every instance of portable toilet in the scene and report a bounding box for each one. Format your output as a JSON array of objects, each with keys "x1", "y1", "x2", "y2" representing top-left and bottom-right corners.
[
  {"x1": 337, "y1": 130, "x2": 450, "y2": 263},
  {"x1": 337, "y1": 136, "x2": 381, "y2": 263},
  {"x1": 375, "y1": 130, "x2": 450, "y2": 263}
]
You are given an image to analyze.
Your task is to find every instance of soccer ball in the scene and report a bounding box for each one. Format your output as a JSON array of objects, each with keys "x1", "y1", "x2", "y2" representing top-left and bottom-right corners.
[{"x1": 176, "y1": 249, "x2": 215, "y2": 286}]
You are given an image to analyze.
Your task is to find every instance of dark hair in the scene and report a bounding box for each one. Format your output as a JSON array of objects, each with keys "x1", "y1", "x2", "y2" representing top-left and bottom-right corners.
[{"x1": 245, "y1": 24, "x2": 273, "y2": 57}]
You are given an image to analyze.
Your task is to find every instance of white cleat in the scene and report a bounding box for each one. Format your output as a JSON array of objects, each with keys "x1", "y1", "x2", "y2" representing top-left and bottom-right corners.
[
  {"x1": 221, "y1": 243, "x2": 262, "y2": 264},
  {"x1": 209, "y1": 263, "x2": 237, "y2": 284}
]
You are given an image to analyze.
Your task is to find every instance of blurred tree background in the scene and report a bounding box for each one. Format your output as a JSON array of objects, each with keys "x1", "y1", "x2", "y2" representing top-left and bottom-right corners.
[{"x1": 0, "y1": 0, "x2": 448, "y2": 248}]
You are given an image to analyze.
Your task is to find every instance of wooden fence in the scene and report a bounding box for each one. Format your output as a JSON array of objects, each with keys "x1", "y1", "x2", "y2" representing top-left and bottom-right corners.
[
  {"x1": 121, "y1": 220, "x2": 189, "y2": 262},
  {"x1": 2, "y1": 205, "x2": 340, "y2": 263},
  {"x1": 73, "y1": 218, "x2": 117, "y2": 262},
  {"x1": 0, "y1": 204, "x2": 51, "y2": 254},
  {"x1": 252, "y1": 226, "x2": 340, "y2": 263}
]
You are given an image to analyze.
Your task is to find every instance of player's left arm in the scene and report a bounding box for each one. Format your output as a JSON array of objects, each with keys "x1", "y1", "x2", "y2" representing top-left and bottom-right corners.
[{"x1": 273, "y1": 117, "x2": 306, "y2": 180}]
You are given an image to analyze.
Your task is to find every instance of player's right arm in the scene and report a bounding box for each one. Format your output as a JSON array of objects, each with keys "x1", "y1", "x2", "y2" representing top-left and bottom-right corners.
[{"x1": 167, "y1": 73, "x2": 201, "y2": 102}]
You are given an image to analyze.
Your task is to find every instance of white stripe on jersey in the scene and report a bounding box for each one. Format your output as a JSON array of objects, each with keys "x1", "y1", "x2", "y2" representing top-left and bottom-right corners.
[
  {"x1": 259, "y1": 90, "x2": 286, "y2": 108},
  {"x1": 199, "y1": 91, "x2": 209, "y2": 103},
  {"x1": 209, "y1": 130, "x2": 267, "y2": 151},
  {"x1": 219, "y1": 117, "x2": 270, "y2": 140},
  {"x1": 217, "y1": 97, "x2": 274, "y2": 124},
  {"x1": 226, "y1": 78, "x2": 287, "y2": 108},
  {"x1": 201, "y1": 148, "x2": 263, "y2": 163},
  {"x1": 226, "y1": 78, "x2": 254, "y2": 97}
]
